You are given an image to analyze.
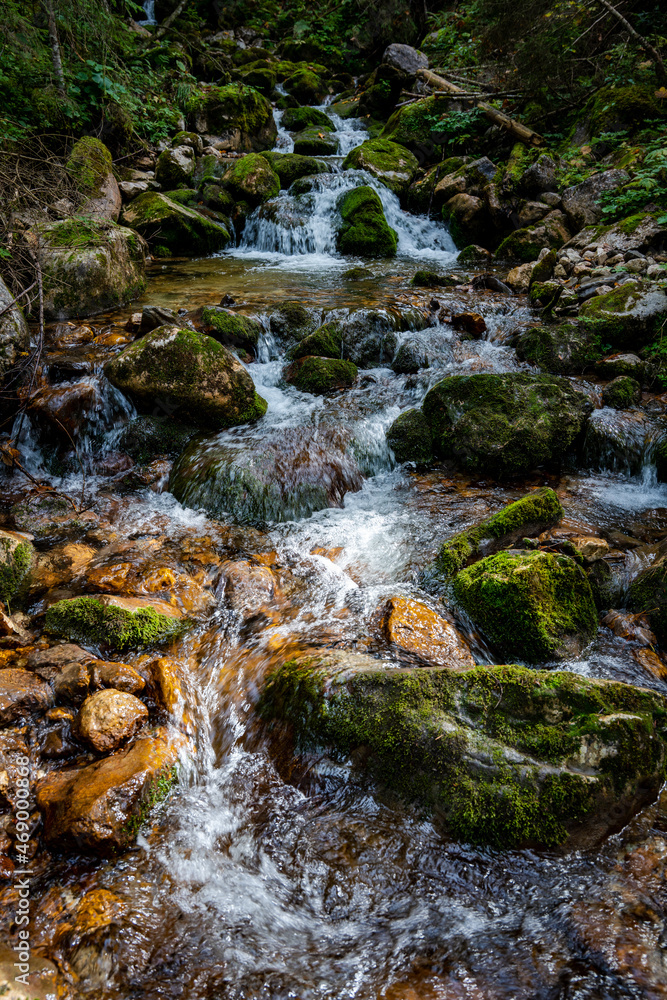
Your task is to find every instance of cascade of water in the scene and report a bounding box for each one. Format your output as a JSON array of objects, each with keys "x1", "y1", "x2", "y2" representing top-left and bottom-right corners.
[
  {"x1": 236, "y1": 170, "x2": 457, "y2": 261},
  {"x1": 272, "y1": 108, "x2": 294, "y2": 154},
  {"x1": 138, "y1": 0, "x2": 157, "y2": 24}
]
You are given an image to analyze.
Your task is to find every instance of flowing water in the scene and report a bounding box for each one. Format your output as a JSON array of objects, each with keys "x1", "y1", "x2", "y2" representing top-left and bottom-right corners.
[{"x1": 5, "y1": 102, "x2": 667, "y2": 1000}]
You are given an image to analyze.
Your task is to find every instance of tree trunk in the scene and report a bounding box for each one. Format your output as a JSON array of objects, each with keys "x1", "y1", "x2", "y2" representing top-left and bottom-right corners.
[
  {"x1": 416, "y1": 68, "x2": 545, "y2": 147},
  {"x1": 154, "y1": 0, "x2": 191, "y2": 38},
  {"x1": 43, "y1": 0, "x2": 66, "y2": 95},
  {"x1": 593, "y1": 0, "x2": 666, "y2": 86}
]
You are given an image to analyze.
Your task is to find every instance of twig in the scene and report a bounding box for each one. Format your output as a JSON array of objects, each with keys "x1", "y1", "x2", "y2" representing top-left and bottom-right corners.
[
  {"x1": 592, "y1": 0, "x2": 666, "y2": 83},
  {"x1": 0, "y1": 281, "x2": 37, "y2": 319}
]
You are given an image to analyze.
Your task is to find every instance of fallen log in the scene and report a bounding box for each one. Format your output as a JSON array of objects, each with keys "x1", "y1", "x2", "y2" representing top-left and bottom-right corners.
[{"x1": 416, "y1": 68, "x2": 545, "y2": 147}]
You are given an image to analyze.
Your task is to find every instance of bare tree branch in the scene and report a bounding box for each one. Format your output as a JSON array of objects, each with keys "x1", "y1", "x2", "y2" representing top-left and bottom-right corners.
[{"x1": 593, "y1": 0, "x2": 666, "y2": 84}]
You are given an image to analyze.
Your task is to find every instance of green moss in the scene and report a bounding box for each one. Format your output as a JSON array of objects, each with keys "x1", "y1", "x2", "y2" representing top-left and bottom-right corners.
[
  {"x1": 386, "y1": 408, "x2": 433, "y2": 464},
  {"x1": 601, "y1": 375, "x2": 641, "y2": 409},
  {"x1": 530, "y1": 249, "x2": 557, "y2": 285},
  {"x1": 261, "y1": 152, "x2": 330, "y2": 188},
  {"x1": 283, "y1": 67, "x2": 326, "y2": 105},
  {"x1": 336, "y1": 185, "x2": 398, "y2": 258},
  {"x1": 589, "y1": 84, "x2": 665, "y2": 137},
  {"x1": 0, "y1": 536, "x2": 34, "y2": 608},
  {"x1": 120, "y1": 192, "x2": 229, "y2": 254},
  {"x1": 528, "y1": 281, "x2": 561, "y2": 309},
  {"x1": 201, "y1": 307, "x2": 262, "y2": 352},
  {"x1": 411, "y1": 269, "x2": 455, "y2": 288},
  {"x1": 382, "y1": 96, "x2": 444, "y2": 151},
  {"x1": 285, "y1": 355, "x2": 358, "y2": 394},
  {"x1": 222, "y1": 152, "x2": 280, "y2": 205},
  {"x1": 259, "y1": 656, "x2": 667, "y2": 848},
  {"x1": 197, "y1": 83, "x2": 276, "y2": 150},
  {"x1": 628, "y1": 563, "x2": 667, "y2": 643},
  {"x1": 435, "y1": 487, "x2": 563, "y2": 579},
  {"x1": 43, "y1": 218, "x2": 108, "y2": 249},
  {"x1": 453, "y1": 549, "x2": 598, "y2": 662},
  {"x1": 67, "y1": 136, "x2": 112, "y2": 198},
  {"x1": 269, "y1": 301, "x2": 317, "y2": 343},
  {"x1": 341, "y1": 139, "x2": 419, "y2": 195},
  {"x1": 289, "y1": 322, "x2": 342, "y2": 361},
  {"x1": 496, "y1": 229, "x2": 544, "y2": 262},
  {"x1": 515, "y1": 324, "x2": 602, "y2": 375},
  {"x1": 45, "y1": 596, "x2": 186, "y2": 651},
  {"x1": 281, "y1": 106, "x2": 333, "y2": 131},
  {"x1": 293, "y1": 127, "x2": 338, "y2": 156},
  {"x1": 579, "y1": 283, "x2": 667, "y2": 348},
  {"x1": 121, "y1": 764, "x2": 179, "y2": 839},
  {"x1": 117, "y1": 415, "x2": 196, "y2": 465}
]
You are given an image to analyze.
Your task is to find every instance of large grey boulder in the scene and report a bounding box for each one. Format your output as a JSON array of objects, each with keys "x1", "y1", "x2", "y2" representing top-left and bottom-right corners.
[
  {"x1": 155, "y1": 145, "x2": 196, "y2": 189},
  {"x1": 561, "y1": 169, "x2": 629, "y2": 230},
  {"x1": 382, "y1": 43, "x2": 428, "y2": 77},
  {"x1": 0, "y1": 276, "x2": 30, "y2": 385},
  {"x1": 67, "y1": 137, "x2": 122, "y2": 222}
]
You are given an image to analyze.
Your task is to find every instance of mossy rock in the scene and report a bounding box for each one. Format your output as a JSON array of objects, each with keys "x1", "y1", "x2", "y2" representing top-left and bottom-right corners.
[
  {"x1": 66, "y1": 136, "x2": 113, "y2": 199},
  {"x1": 336, "y1": 186, "x2": 397, "y2": 258},
  {"x1": 386, "y1": 408, "x2": 433, "y2": 464},
  {"x1": 579, "y1": 284, "x2": 667, "y2": 349},
  {"x1": 496, "y1": 212, "x2": 569, "y2": 262},
  {"x1": 281, "y1": 107, "x2": 333, "y2": 132},
  {"x1": 154, "y1": 146, "x2": 195, "y2": 190},
  {"x1": 117, "y1": 415, "x2": 196, "y2": 465},
  {"x1": 342, "y1": 138, "x2": 419, "y2": 196},
  {"x1": 528, "y1": 281, "x2": 561, "y2": 309},
  {"x1": 259, "y1": 652, "x2": 667, "y2": 849},
  {"x1": 515, "y1": 324, "x2": 602, "y2": 375},
  {"x1": 421, "y1": 372, "x2": 591, "y2": 477},
  {"x1": 530, "y1": 249, "x2": 557, "y2": 285},
  {"x1": 38, "y1": 220, "x2": 146, "y2": 321},
  {"x1": 381, "y1": 97, "x2": 445, "y2": 157},
  {"x1": 411, "y1": 269, "x2": 456, "y2": 288},
  {"x1": 628, "y1": 561, "x2": 667, "y2": 644},
  {"x1": 120, "y1": 192, "x2": 230, "y2": 256},
  {"x1": 589, "y1": 84, "x2": 666, "y2": 137},
  {"x1": 45, "y1": 596, "x2": 185, "y2": 652},
  {"x1": 104, "y1": 325, "x2": 267, "y2": 430},
  {"x1": 261, "y1": 152, "x2": 330, "y2": 188},
  {"x1": 239, "y1": 65, "x2": 277, "y2": 94},
  {"x1": 221, "y1": 153, "x2": 280, "y2": 206},
  {"x1": 199, "y1": 183, "x2": 235, "y2": 213},
  {"x1": 289, "y1": 322, "x2": 342, "y2": 361},
  {"x1": 434, "y1": 487, "x2": 563, "y2": 580},
  {"x1": 200, "y1": 306, "x2": 262, "y2": 353},
  {"x1": 391, "y1": 339, "x2": 429, "y2": 374},
  {"x1": 0, "y1": 275, "x2": 30, "y2": 387},
  {"x1": 285, "y1": 356, "x2": 358, "y2": 394},
  {"x1": 163, "y1": 188, "x2": 198, "y2": 206},
  {"x1": 293, "y1": 127, "x2": 338, "y2": 156},
  {"x1": 269, "y1": 302, "x2": 318, "y2": 345},
  {"x1": 457, "y1": 245, "x2": 491, "y2": 266},
  {"x1": 189, "y1": 83, "x2": 277, "y2": 152},
  {"x1": 0, "y1": 531, "x2": 34, "y2": 609},
  {"x1": 602, "y1": 376, "x2": 641, "y2": 409},
  {"x1": 283, "y1": 67, "x2": 327, "y2": 105},
  {"x1": 453, "y1": 549, "x2": 598, "y2": 662}
]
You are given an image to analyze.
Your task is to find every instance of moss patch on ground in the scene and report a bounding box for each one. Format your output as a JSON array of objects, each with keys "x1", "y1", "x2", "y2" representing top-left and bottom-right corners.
[{"x1": 45, "y1": 596, "x2": 185, "y2": 651}]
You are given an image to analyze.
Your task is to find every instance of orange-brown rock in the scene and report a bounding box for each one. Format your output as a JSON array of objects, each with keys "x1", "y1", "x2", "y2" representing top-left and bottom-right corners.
[
  {"x1": 222, "y1": 560, "x2": 280, "y2": 616},
  {"x1": 77, "y1": 689, "x2": 148, "y2": 752},
  {"x1": 86, "y1": 562, "x2": 133, "y2": 593},
  {"x1": 30, "y1": 543, "x2": 96, "y2": 595},
  {"x1": 381, "y1": 596, "x2": 475, "y2": 668},
  {"x1": 0, "y1": 944, "x2": 60, "y2": 999},
  {"x1": 52, "y1": 661, "x2": 90, "y2": 704},
  {"x1": 451, "y1": 312, "x2": 486, "y2": 338},
  {"x1": 90, "y1": 661, "x2": 145, "y2": 694},
  {"x1": 633, "y1": 647, "x2": 667, "y2": 680},
  {"x1": 36, "y1": 725, "x2": 185, "y2": 853},
  {"x1": 73, "y1": 888, "x2": 129, "y2": 938},
  {"x1": 149, "y1": 656, "x2": 188, "y2": 726},
  {"x1": 25, "y1": 379, "x2": 102, "y2": 440},
  {"x1": 48, "y1": 322, "x2": 96, "y2": 349},
  {"x1": 0, "y1": 668, "x2": 54, "y2": 724}
]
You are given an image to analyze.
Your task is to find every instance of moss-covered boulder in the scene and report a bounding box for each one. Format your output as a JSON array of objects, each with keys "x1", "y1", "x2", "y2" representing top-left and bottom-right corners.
[
  {"x1": 37, "y1": 219, "x2": 146, "y2": 320},
  {"x1": 239, "y1": 64, "x2": 277, "y2": 94},
  {"x1": 0, "y1": 530, "x2": 34, "y2": 608},
  {"x1": 281, "y1": 107, "x2": 333, "y2": 131},
  {"x1": 269, "y1": 301, "x2": 317, "y2": 344},
  {"x1": 200, "y1": 306, "x2": 262, "y2": 354},
  {"x1": 386, "y1": 408, "x2": 433, "y2": 464},
  {"x1": 336, "y1": 186, "x2": 397, "y2": 258},
  {"x1": 104, "y1": 326, "x2": 267, "y2": 430},
  {"x1": 421, "y1": 373, "x2": 591, "y2": 477},
  {"x1": 293, "y1": 128, "x2": 338, "y2": 156},
  {"x1": 602, "y1": 375, "x2": 641, "y2": 409},
  {"x1": 45, "y1": 595, "x2": 185, "y2": 652},
  {"x1": 515, "y1": 323, "x2": 602, "y2": 374},
  {"x1": 221, "y1": 153, "x2": 280, "y2": 206},
  {"x1": 117, "y1": 415, "x2": 196, "y2": 465},
  {"x1": 442, "y1": 193, "x2": 489, "y2": 248},
  {"x1": 391, "y1": 339, "x2": 429, "y2": 374},
  {"x1": 434, "y1": 488, "x2": 563, "y2": 580},
  {"x1": 496, "y1": 211, "x2": 570, "y2": 262},
  {"x1": 588, "y1": 83, "x2": 666, "y2": 137},
  {"x1": 342, "y1": 139, "x2": 419, "y2": 197},
  {"x1": 0, "y1": 275, "x2": 29, "y2": 387},
  {"x1": 381, "y1": 97, "x2": 444, "y2": 158},
  {"x1": 579, "y1": 284, "x2": 667, "y2": 348},
  {"x1": 170, "y1": 428, "x2": 363, "y2": 526},
  {"x1": 188, "y1": 83, "x2": 277, "y2": 152},
  {"x1": 120, "y1": 192, "x2": 230, "y2": 256},
  {"x1": 261, "y1": 152, "x2": 330, "y2": 188},
  {"x1": 453, "y1": 549, "x2": 598, "y2": 662},
  {"x1": 284, "y1": 356, "x2": 358, "y2": 394},
  {"x1": 289, "y1": 322, "x2": 342, "y2": 361},
  {"x1": 628, "y1": 560, "x2": 667, "y2": 644},
  {"x1": 155, "y1": 145, "x2": 196, "y2": 190},
  {"x1": 284, "y1": 67, "x2": 327, "y2": 105},
  {"x1": 260, "y1": 652, "x2": 667, "y2": 848},
  {"x1": 67, "y1": 136, "x2": 121, "y2": 222}
]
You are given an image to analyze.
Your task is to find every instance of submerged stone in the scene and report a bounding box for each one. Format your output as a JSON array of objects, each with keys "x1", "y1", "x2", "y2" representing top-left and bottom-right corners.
[
  {"x1": 453, "y1": 549, "x2": 598, "y2": 662},
  {"x1": 421, "y1": 372, "x2": 591, "y2": 477},
  {"x1": 284, "y1": 356, "x2": 358, "y2": 394},
  {"x1": 381, "y1": 596, "x2": 475, "y2": 668},
  {"x1": 169, "y1": 427, "x2": 363, "y2": 526},
  {"x1": 434, "y1": 487, "x2": 563, "y2": 579},
  {"x1": 260, "y1": 652, "x2": 667, "y2": 849},
  {"x1": 386, "y1": 408, "x2": 433, "y2": 464}
]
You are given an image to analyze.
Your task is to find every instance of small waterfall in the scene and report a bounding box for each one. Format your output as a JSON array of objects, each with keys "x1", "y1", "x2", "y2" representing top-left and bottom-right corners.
[
  {"x1": 581, "y1": 406, "x2": 665, "y2": 478},
  {"x1": 273, "y1": 108, "x2": 294, "y2": 155},
  {"x1": 138, "y1": 0, "x2": 157, "y2": 25},
  {"x1": 236, "y1": 170, "x2": 457, "y2": 261}
]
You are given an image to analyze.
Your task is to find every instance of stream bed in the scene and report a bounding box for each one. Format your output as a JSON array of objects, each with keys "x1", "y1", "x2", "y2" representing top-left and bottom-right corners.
[{"x1": 2, "y1": 103, "x2": 667, "y2": 1000}]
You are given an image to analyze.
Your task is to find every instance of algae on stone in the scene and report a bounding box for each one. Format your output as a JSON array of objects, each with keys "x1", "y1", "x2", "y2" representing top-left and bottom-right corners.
[
  {"x1": 285, "y1": 356, "x2": 358, "y2": 394},
  {"x1": 45, "y1": 596, "x2": 185, "y2": 651},
  {"x1": 336, "y1": 185, "x2": 398, "y2": 258},
  {"x1": 385, "y1": 408, "x2": 433, "y2": 464}
]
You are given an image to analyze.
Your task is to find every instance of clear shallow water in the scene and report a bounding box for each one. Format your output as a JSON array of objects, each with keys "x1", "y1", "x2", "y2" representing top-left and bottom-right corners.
[{"x1": 6, "y1": 103, "x2": 667, "y2": 1000}]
